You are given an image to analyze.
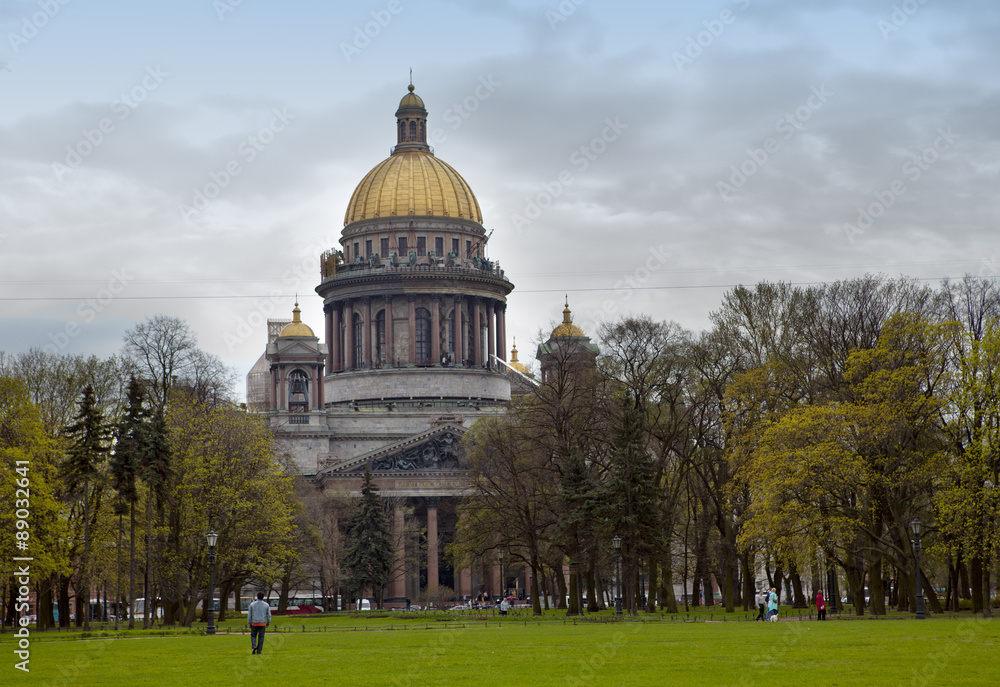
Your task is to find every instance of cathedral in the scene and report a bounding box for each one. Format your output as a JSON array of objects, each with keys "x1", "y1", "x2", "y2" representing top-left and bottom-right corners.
[{"x1": 246, "y1": 83, "x2": 596, "y2": 605}]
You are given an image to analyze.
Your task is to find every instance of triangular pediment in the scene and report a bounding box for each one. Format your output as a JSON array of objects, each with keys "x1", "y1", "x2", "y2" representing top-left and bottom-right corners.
[{"x1": 320, "y1": 423, "x2": 468, "y2": 476}]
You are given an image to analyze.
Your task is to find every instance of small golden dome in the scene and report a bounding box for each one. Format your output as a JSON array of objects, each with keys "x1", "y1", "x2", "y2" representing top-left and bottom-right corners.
[
  {"x1": 551, "y1": 297, "x2": 585, "y2": 338},
  {"x1": 279, "y1": 302, "x2": 315, "y2": 337},
  {"x1": 344, "y1": 150, "x2": 483, "y2": 225},
  {"x1": 508, "y1": 338, "x2": 530, "y2": 375},
  {"x1": 398, "y1": 83, "x2": 425, "y2": 109}
]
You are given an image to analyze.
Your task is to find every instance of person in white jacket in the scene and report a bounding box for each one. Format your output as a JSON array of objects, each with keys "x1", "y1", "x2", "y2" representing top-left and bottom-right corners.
[{"x1": 247, "y1": 592, "x2": 272, "y2": 654}]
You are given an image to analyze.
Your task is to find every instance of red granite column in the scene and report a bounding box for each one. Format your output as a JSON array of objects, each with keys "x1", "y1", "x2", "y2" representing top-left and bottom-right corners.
[
  {"x1": 431, "y1": 296, "x2": 441, "y2": 364},
  {"x1": 407, "y1": 295, "x2": 416, "y2": 364},
  {"x1": 278, "y1": 365, "x2": 286, "y2": 409},
  {"x1": 453, "y1": 296, "x2": 464, "y2": 365},
  {"x1": 427, "y1": 499, "x2": 439, "y2": 591},
  {"x1": 269, "y1": 365, "x2": 278, "y2": 409},
  {"x1": 486, "y1": 300, "x2": 495, "y2": 365},
  {"x1": 391, "y1": 508, "x2": 406, "y2": 599},
  {"x1": 472, "y1": 298, "x2": 482, "y2": 366},
  {"x1": 362, "y1": 297, "x2": 372, "y2": 368},
  {"x1": 384, "y1": 295, "x2": 394, "y2": 366},
  {"x1": 324, "y1": 303, "x2": 333, "y2": 370},
  {"x1": 331, "y1": 302, "x2": 341, "y2": 372},
  {"x1": 343, "y1": 300, "x2": 354, "y2": 370}
]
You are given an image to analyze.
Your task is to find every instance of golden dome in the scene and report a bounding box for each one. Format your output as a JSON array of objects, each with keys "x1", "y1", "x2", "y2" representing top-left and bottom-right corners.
[
  {"x1": 279, "y1": 302, "x2": 315, "y2": 337},
  {"x1": 508, "y1": 338, "x2": 531, "y2": 375},
  {"x1": 344, "y1": 150, "x2": 483, "y2": 225},
  {"x1": 398, "y1": 83, "x2": 424, "y2": 109},
  {"x1": 551, "y1": 297, "x2": 585, "y2": 338}
]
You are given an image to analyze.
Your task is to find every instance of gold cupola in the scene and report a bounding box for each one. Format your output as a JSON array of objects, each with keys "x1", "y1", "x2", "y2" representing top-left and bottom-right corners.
[
  {"x1": 550, "y1": 297, "x2": 585, "y2": 338},
  {"x1": 508, "y1": 337, "x2": 531, "y2": 375},
  {"x1": 279, "y1": 302, "x2": 315, "y2": 337},
  {"x1": 343, "y1": 83, "x2": 483, "y2": 225}
]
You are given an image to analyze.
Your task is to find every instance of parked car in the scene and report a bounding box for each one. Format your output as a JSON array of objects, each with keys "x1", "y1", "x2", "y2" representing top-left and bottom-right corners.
[{"x1": 355, "y1": 599, "x2": 372, "y2": 611}]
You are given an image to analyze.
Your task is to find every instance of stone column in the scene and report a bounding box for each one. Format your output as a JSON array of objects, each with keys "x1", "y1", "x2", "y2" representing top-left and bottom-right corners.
[
  {"x1": 431, "y1": 296, "x2": 441, "y2": 364},
  {"x1": 407, "y1": 295, "x2": 417, "y2": 365},
  {"x1": 453, "y1": 296, "x2": 464, "y2": 365},
  {"x1": 497, "y1": 304, "x2": 506, "y2": 361},
  {"x1": 426, "y1": 498, "x2": 439, "y2": 591},
  {"x1": 277, "y1": 364, "x2": 286, "y2": 410},
  {"x1": 269, "y1": 365, "x2": 278, "y2": 409},
  {"x1": 343, "y1": 300, "x2": 354, "y2": 370},
  {"x1": 324, "y1": 303, "x2": 334, "y2": 370},
  {"x1": 362, "y1": 297, "x2": 372, "y2": 368},
  {"x1": 330, "y1": 302, "x2": 341, "y2": 372},
  {"x1": 486, "y1": 300, "x2": 495, "y2": 365},
  {"x1": 391, "y1": 508, "x2": 406, "y2": 599},
  {"x1": 472, "y1": 298, "x2": 482, "y2": 367},
  {"x1": 461, "y1": 568, "x2": 472, "y2": 599},
  {"x1": 317, "y1": 363, "x2": 325, "y2": 407},
  {"x1": 384, "y1": 295, "x2": 394, "y2": 366}
]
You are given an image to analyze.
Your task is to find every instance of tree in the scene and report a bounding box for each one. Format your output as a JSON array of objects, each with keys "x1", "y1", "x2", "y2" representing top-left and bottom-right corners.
[
  {"x1": 344, "y1": 466, "x2": 393, "y2": 608},
  {"x1": 111, "y1": 376, "x2": 151, "y2": 629},
  {"x1": 62, "y1": 384, "x2": 111, "y2": 630},
  {"x1": 0, "y1": 376, "x2": 66, "y2": 629}
]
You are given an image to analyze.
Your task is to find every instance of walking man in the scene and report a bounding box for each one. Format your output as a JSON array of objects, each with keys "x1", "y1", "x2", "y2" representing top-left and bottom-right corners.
[
  {"x1": 248, "y1": 592, "x2": 271, "y2": 654},
  {"x1": 754, "y1": 589, "x2": 766, "y2": 621}
]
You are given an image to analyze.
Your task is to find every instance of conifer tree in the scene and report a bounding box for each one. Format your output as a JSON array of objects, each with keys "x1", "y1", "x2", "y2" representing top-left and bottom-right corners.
[
  {"x1": 344, "y1": 465, "x2": 393, "y2": 608},
  {"x1": 63, "y1": 384, "x2": 110, "y2": 631}
]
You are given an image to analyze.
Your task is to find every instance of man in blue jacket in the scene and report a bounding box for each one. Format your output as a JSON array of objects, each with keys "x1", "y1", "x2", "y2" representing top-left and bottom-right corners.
[{"x1": 247, "y1": 592, "x2": 271, "y2": 654}]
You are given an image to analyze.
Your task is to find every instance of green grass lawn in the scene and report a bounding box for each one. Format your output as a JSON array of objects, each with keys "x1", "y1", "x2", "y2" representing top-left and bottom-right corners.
[{"x1": 2, "y1": 612, "x2": 996, "y2": 686}]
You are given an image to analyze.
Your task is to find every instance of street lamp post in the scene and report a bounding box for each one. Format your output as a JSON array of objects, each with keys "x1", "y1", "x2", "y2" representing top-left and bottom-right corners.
[
  {"x1": 498, "y1": 548, "x2": 504, "y2": 601},
  {"x1": 911, "y1": 519, "x2": 925, "y2": 620},
  {"x1": 613, "y1": 535, "x2": 622, "y2": 617},
  {"x1": 206, "y1": 530, "x2": 218, "y2": 635}
]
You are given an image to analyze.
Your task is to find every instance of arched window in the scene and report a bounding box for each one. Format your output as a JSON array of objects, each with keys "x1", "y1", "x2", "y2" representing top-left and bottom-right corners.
[
  {"x1": 415, "y1": 307, "x2": 431, "y2": 364},
  {"x1": 419, "y1": 121, "x2": 425, "y2": 142},
  {"x1": 399, "y1": 121, "x2": 406, "y2": 141},
  {"x1": 375, "y1": 309, "x2": 386, "y2": 367},
  {"x1": 353, "y1": 313, "x2": 363, "y2": 368},
  {"x1": 409, "y1": 121, "x2": 417, "y2": 139},
  {"x1": 288, "y1": 369, "x2": 308, "y2": 413}
]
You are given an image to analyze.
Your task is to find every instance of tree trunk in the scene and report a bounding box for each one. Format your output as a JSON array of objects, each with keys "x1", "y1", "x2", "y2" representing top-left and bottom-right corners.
[
  {"x1": 566, "y1": 562, "x2": 580, "y2": 616},
  {"x1": 59, "y1": 575, "x2": 70, "y2": 628},
  {"x1": 646, "y1": 559, "x2": 658, "y2": 613},
  {"x1": 144, "y1": 494, "x2": 153, "y2": 629},
  {"x1": 554, "y1": 561, "x2": 567, "y2": 610},
  {"x1": 661, "y1": 561, "x2": 678, "y2": 613},
  {"x1": 129, "y1": 503, "x2": 136, "y2": 629},
  {"x1": 530, "y1": 553, "x2": 542, "y2": 616},
  {"x1": 868, "y1": 558, "x2": 886, "y2": 615},
  {"x1": 970, "y1": 555, "x2": 984, "y2": 614},
  {"x1": 586, "y1": 557, "x2": 601, "y2": 612},
  {"x1": 790, "y1": 562, "x2": 806, "y2": 608},
  {"x1": 82, "y1": 477, "x2": 91, "y2": 632},
  {"x1": 218, "y1": 580, "x2": 231, "y2": 622}
]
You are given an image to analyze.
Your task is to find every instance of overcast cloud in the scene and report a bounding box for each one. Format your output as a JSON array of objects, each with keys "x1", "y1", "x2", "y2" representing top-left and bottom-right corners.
[{"x1": 1, "y1": 0, "x2": 998, "y2": 393}]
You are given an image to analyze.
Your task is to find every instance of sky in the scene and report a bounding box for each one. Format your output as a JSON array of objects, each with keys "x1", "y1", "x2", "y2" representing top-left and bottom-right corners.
[{"x1": 1, "y1": 0, "x2": 998, "y2": 396}]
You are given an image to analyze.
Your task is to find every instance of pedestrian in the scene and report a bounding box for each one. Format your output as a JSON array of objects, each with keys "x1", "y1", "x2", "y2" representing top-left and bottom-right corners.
[
  {"x1": 754, "y1": 589, "x2": 766, "y2": 621},
  {"x1": 248, "y1": 592, "x2": 271, "y2": 654},
  {"x1": 500, "y1": 598, "x2": 509, "y2": 616},
  {"x1": 766, "y1": 587, "x2": 779, "y2": 622},
  {"x1": 816, "y1": 588, "x2": 826, "y2": 621}
]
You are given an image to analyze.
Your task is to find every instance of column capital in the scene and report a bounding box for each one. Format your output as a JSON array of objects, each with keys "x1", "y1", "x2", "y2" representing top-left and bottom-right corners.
[
  {"x1": 431, "y1": 294, "x2": 442, "y2": 303},
  {"x1": 384, "y1": 294, "x2": 393, "y2": 304},
  {"x1": 407, "y1": 294, "x2": 417, "y2": 303}
]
